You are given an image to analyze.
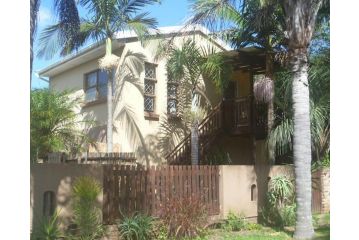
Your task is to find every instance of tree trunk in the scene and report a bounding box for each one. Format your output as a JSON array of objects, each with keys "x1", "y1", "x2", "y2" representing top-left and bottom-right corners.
[
  {"x1": 291, "y1": 49, "x2": 315, "y2": 239},
  {"x1": 190, "y1": 90, "x2": 200, "y2": 165},
  {"x1": 191, "y1": 119, "x2": 199, "y2": 165},
  {"x1": 265, "y1": 51, "x2": 275, "y2": 164},
  {"x1": 106, "y1": 38, "x2": 113, "y2": 153},
  {"x1": 30, "y1": 0, "x2": 40, "y2": 86}
]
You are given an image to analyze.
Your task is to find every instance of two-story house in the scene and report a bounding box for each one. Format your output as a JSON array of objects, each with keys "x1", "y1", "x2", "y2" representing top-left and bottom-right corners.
[{"x1": 39, "y1": 25, "x2": 269, "y2": 166}]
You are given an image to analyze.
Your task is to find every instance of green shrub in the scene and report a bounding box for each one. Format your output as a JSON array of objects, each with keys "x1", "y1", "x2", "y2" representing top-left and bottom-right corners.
[
  {"x1": 205, "y1": 147, "x2": 231, "y2": 165},
  {"x1": 117, "y1": 213, "x2": 154, "y2": 240},
  {"x1": 31, "y1": 211, "x2": 62, "y2": 240},
  {"x1": 150, "y1": 220, "x2": 169, "y2": 240},
  {"x1": 260, "y1": 175, "x2": 296, "y2": 228},
  {"x1": 69, "y1": 176, "x2": 104, "y2": 240},
  {"x1": 245, "y1": 222, "x2": 262, "y2": 231},
  {"x1": 312, "y1": 152, "x2": 330, "y2": 171},
  {"x1": 222, "y1": 212, "x2": 247, "y2": 231},
  {"x1": 268, "y1": 176, "x2": 294, "y2": 207},
  {"x1": 279, "y1": 204, "x2": 296, "y2": 227},
  {"x1": 159, "y1": 196, "x2": 208, "y2": 238}
]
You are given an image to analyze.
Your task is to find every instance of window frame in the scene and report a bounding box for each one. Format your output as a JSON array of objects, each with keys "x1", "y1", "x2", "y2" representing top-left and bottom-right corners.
[
  {"x1": 144, "y1": 62, "x2": 158, "y2": 117},
  {"x1": 83, "y1": 69, "x2": 108, "y2": 105},
  {"x1": 167, "y1": 81, "x2": 178, "y2": 116}
]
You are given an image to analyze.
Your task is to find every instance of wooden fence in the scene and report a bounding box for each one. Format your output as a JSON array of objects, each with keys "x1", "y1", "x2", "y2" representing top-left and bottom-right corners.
[{"x1": 102, "y1": 165, "x2": 220, "y2": 224}]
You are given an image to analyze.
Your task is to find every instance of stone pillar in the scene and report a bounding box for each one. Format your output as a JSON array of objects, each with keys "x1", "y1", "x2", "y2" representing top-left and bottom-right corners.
[{"x1": 320, "y1": 168, "x2": 330, "y2": 213}]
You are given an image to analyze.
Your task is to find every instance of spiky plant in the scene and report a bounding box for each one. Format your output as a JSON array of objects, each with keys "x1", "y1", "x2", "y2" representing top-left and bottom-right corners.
[
  {"x1": 117, "y1": 213, "x2": 154, "y2": 240},
  {"x1": 31, "y1": 210, "x2": 62, "y2": 240},
  {"x1": 70, "y1": 176, "x2": 104, "y2": 240}
]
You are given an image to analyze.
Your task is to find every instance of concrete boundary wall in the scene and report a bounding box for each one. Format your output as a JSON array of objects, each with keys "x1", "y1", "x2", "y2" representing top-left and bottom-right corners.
[
  {"x1": 31, "y1": 164, "x2": 104, "y2": 231},
  {"x1": 31, "y1": 164, "x2": 329, "y2": 231}
]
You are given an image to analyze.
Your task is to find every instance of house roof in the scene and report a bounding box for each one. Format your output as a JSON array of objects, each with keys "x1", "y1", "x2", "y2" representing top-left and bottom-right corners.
[
  {"x1": 38, "y1": 25, "x2": 232, "y2": 78},
  {"x1": 223, "y1": 48, "x2": 268, "y2": 74}
]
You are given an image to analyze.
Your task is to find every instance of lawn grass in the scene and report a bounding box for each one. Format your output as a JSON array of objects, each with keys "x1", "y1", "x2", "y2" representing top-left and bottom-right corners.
[
  {"x1": 201, "y1": 213, "x2": 330, "y2": 240},
  {"x1": 205, "y1": 228, "x2": 292, "y2": 240}
]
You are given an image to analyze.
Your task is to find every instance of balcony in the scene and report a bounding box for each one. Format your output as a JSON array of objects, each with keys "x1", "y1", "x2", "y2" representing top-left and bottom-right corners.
[{"x1": 223, "y1": 96, "x2": 267, "y2": 139}]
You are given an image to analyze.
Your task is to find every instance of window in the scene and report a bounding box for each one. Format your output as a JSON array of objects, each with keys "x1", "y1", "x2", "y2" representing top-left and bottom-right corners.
[
  {"x1": 167, "y1": 78, "x2": 178, "y2": 116},
  {"x1": 144, "y1": 63, "x2": 157, "y2": 112},
  {"x1": 84, "y1": 70, "x2": 109, "y2": 103},
  {"x1": 251, "y1": 184, "x2": 257, "y2": 201},
  {"x1": 43, "y1": 191, "x2": 55, "y2": 217}
]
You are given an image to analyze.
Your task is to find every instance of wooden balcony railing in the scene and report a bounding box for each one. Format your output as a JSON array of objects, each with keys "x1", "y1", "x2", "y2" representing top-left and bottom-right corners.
[
  {"x1": 166, "y1": 102, "x2": 223, "y2": 165},
  {"x1": 234, "y1": 96, "x2": 251, "y2": 128},
  {"x1": 166, "y1": 96, "x2": 267, "y2": 165}
]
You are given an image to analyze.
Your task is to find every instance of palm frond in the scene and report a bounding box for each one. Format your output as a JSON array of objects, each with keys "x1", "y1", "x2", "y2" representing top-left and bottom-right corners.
[
  {"x1": 188, "y1": 0, "x2": 242, "y2": 32},
  {"x1": 116, "y1": 104, "x2": 149, "y2": 167}
]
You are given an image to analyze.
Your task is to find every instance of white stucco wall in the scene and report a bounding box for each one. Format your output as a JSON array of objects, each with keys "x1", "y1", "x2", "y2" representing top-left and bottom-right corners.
[{"x1": 49, "y1": 32, "x2": 225, "y2": 165}]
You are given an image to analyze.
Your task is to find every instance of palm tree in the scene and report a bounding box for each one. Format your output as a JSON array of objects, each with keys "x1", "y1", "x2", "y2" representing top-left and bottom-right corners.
[
  {"x1": 31, "y1": 0, "x2": 81, "y2": 85},
  {"x1": 30, "y1": 0, "x2": 40, "y2": 85},
  {"x1": 30, "y1": 89, "x2": 94, "y2": 162},
  {"x1": 268, "y1": 47, "x2": 329, "y2": 163},
  {"x1": 188, "y1": 0, "x2": 328, "y2": 237},
  {"x1": 158, "y1": 39, "x2": 230, "y2": 164},
  {"x1": 38, "y1": 0, "x2": 159, "y2": 153},
  {"x1": 188, "y1": 0, "x2": 287, "y2": 163},
  {"x1": 281, "y1": 1, "x2": 324, "y2": 238}
]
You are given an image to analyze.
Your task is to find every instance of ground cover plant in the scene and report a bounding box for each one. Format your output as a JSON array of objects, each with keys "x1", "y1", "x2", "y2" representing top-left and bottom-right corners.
[
  {"x1": 182, "y1": 213, "x2": 329, "y2": 240},
  {"x1": 31, "y1": 211, "x2": 63, "y2": 240},
  {"x1": 221, "y1": 212, "x2": 261, "y2": 232},
  {"x1": 159, "y1": 195, "x2": 208, "y2": 238},
  {"x1": 117, "y1": 213, "x2": 155, "y2": 240}
]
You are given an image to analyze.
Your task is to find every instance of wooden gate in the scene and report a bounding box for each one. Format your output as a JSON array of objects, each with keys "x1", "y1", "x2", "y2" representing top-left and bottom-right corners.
[{"x1": 103, "y1": 165, "x2": 220, "y2": 224}]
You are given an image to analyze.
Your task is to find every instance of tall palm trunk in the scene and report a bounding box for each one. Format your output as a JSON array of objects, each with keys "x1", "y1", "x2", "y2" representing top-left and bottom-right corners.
[
  {"x1": 265, "y1": 51, "x2": 275, "y2": 164},
  {"x1": 191, "y1": 119, "x2": 199, "y2": 165},
  {"x1": 191, "y1": 91, "x2": 199, "y2": 165},
  {"x1": 282, "y1": 0, "x2": 323, "y2": 238},
  {"x1": 30, "y1": 0, "x2": 40, "y2": 86},
  {"x1": 291, "y1": 48, "x2": 314, "y2": 239},
  {"x1": 106, "y1": 37, "x2": 113, "y2": 153}
]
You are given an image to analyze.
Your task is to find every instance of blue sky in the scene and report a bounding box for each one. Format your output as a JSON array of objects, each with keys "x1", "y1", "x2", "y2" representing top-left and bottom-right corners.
[{"x1": 32, "y1": 0, "x2": 191, "y2": 89}]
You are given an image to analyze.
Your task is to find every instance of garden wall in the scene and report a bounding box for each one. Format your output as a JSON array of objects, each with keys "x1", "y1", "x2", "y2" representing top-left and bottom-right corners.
[
  {"x1": 30, "y1": 164, "x2": 104, "y2": 231},
  {"x1": 219, "y1": 165, "x2": 258, "y2": 219},
  {"x1": 30, "y1": 164, "x2": 330, "y2": 232}
]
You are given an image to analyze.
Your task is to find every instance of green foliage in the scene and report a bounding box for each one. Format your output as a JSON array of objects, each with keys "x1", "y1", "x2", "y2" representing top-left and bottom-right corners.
[
  {"x1": 205, "y1": 147, "x2": 231, "y2": 165},
  {"x1": 268, "y1": 32, "x2": 330, "y2": 163},
  {"x1": 260, "y1": 175, "x2": 296, "y2": 228},
  {"x1": 38, "y1": 0, "x2": 160, "y2": 59},
  {"x1": 278, "y1": 204, "x2": 296, "y2": 227},
  {"x1": 221, "y1": 212, "x2": 262, "y2": 232},
  {"x1": 31, "y1": 211, "x2": 62, "y2": 240},
  {"x1": 159, "y1": 196, "x2": 208, "y2": 238},
  {"x1": 312, "y1": 152, "x2": 330, "y2": 171},
  {"x1": 150, "y1": 220, "x2": 169, "y2": 240},
  {"x1": 222, "y1": 212, "x2": 245, "y2": 231},
  {"x1": 268, "y1": 176, "x2": 294, "y2": 207},
  {"x1": 158, "y1": 39, "x2": 232, "y2": 157},
  {"x1": 69, "y1": 176, "x2": 104, "y2": 240},
  {"x1": 30, "y1": 89, "x2": 93, "y2": 162},
  {"x1": 117, "y1": 213, "x2": 154, "y2": 240}
]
